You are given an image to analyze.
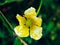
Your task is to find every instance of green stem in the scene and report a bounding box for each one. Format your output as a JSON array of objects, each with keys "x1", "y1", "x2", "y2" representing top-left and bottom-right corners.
[
  {"x1": 0, "y1": 11, "x2": 13, "y2": 30},
  {"x1": 37, "y1": 0, "x2": 42, "y2": 15},
  {"x1": 0, "y1": 11, "x2": 28, "y2": 45}
]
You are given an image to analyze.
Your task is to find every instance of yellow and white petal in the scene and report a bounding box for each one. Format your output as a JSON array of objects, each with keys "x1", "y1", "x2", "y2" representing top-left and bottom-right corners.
[
  {"x1": 16, "y1": 14, "x2": 26, "y2": 25},
  {"x1": 14, "y1": 25, "x2": 29, "y2": 37},
  {"x1": 30, "y1": 25, "x2": 42, "y2": 40},
  {"x1": 31, "y1": 17, "x2": 42, "y2": 27},
  {"x1": 24, "y1": 7, "x2": 37, "y2": 19}
]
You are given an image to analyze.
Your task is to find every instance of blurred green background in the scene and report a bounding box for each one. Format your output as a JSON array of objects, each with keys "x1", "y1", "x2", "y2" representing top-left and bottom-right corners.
[{"x1": 0, "y1": 0, "x2": 60, "y2": 45}]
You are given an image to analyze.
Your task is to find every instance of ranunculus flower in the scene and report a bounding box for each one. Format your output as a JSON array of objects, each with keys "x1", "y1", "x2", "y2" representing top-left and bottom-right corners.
[{"x1": 14, "y1": 7, "x2": 42, "y2": 40}]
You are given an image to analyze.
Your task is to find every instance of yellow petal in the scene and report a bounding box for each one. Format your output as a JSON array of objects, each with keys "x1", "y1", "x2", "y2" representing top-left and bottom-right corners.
[
  {"x1": 16, "y1": 14, "x2": 26, "y2": 25},
  {"x1": 30, "y1": 25, "x2": 42, "y2": 40},
  {"x1": 24, "y1": 7, "x2": 37, "y2": 19},
  {"x1": 14, "y1": 25, "x2": 29, "y2": 37},
  {"x1": 31, "y1": 17, "x2": 42, "y2": 27}
]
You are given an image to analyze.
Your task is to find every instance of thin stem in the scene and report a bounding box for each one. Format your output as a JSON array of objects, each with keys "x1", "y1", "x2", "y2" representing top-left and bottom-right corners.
[
  {"x1": 18, "y1": 37, "x2": 28, "y2": 45},
  {"x1": 0, "y1": 11, "x2": 13, "y2": 30},
  {"x1": 37, "y1": 0, "x2": 42, "y2": 15},
  {"x1": 0, "y1": 11, "x2": 28, "y2": 45}
]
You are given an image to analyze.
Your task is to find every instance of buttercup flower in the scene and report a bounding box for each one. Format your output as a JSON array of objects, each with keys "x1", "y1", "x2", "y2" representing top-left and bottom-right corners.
[{"x1": 14, "y1": 7, "x2": 42, "y2": 40}]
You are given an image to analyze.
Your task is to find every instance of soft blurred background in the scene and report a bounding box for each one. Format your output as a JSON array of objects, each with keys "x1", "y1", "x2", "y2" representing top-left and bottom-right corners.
[{"x1": 0, "y1": 0, "x2": 60, "y2": 45}]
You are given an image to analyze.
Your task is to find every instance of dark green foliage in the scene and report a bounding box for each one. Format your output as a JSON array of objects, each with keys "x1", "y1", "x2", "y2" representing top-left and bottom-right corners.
[
  {"x1": 0, "y1": 0, "x2": 60, "y2": 45},
  {"x1": 14, "y1": 38, "x2": 22, "y2": 45}
]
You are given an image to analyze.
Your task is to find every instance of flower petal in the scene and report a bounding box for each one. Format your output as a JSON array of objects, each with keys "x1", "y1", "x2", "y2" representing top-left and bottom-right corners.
[
  {"x1": 24, "y1": 7, "x2": 37, "y2": 19},
  {"x1": 31, "y1": 17, "x2": 42, "y2": 27},
  {"x1": 16, "y1": 14, "x2": 26, "y2": 25},
  {"x1": 30, "y1": 25, "x2": 42, "y2": 40},
  {"x1": 14, "y1": 25, "x2": 29, "y2": 37}
]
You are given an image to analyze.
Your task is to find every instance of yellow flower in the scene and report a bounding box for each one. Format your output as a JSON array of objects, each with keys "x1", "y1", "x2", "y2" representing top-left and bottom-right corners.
[{"x1": 14, "y1": 7, "x2": 42, "y2": 40}]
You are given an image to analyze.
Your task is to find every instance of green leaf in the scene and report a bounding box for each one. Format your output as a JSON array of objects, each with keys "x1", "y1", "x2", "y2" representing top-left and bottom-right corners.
[
  {"x1": 0, "y1": 31, "x2": 5, "y2": 38},
  {"x1": 14, "y1": 38, "x2": 22, "y2": 45},
  {"x1": 0, "y1": 0, "x2": 15, "y2": 6},
  {"x1": 43, "y1": 21, "x2": 54, "y2": 37},
  {"x1": 0, "y1": 0, "x2": 24, "y2": 6},
  {"x1": 25, "y1": 37, "x2": 33, "y2": 44}
]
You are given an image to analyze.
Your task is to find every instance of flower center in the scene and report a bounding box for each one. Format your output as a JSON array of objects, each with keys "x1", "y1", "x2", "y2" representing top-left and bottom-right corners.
[{"x1": 26, "y1": 19, "x2": 32, "y2": 27}]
